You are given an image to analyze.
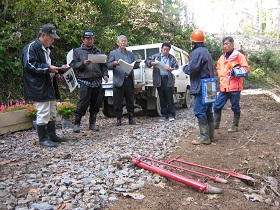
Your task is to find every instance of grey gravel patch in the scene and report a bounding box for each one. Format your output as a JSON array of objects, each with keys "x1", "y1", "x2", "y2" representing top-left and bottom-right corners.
[{"x1": 0, "y1": 107, "x2": 196, "y2": 209}]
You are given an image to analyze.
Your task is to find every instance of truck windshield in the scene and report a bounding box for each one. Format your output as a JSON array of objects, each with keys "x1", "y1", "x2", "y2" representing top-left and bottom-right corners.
[
  {"x1": 146, "y1": 48, "x2": 160, "y2": 59},
  {"x1": 173, "y1": 50, "x2": 182, "y2": 66},
  {"x1": 132, "y1": 49, "x2": 145, "y2": 60}
]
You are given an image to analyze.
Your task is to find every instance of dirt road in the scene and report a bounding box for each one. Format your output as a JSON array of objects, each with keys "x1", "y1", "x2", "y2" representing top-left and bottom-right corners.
[{"x1": 106, "y1": 89, "x2": 280, "y2": 210}]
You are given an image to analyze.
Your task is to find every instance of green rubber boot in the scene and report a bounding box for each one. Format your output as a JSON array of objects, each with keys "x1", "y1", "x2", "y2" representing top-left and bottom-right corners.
[
  {"x1": 207, "y1": 114, "x2": 214, "y2": 141},
  {"x1": 192, "y1": 118, "x2": 211, "y2": 145},
  {"x1": 228, "y1": 112, "x2": 240, "y2": 133},
  {"x1": 214, "y1": 111, "x2": 221, "y2": 129}
]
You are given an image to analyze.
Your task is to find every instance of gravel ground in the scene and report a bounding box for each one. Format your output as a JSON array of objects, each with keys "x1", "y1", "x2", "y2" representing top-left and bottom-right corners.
[{"x1": 0, "y1": 106, "x2": 196, "y2": 210}]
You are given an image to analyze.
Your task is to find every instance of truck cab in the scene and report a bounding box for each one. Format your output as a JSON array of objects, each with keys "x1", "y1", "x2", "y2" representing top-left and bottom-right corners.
[{"x1": 102, "y1": 43, "x2": 191, "y2": 117}]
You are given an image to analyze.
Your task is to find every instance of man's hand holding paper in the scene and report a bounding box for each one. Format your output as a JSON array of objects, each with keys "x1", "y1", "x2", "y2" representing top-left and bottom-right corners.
[
  {"x1": 118, "y1": 59, "x2": 135, "y2": 74},
  {"x1": 153, "y1": 60, "x2": 170, "y2": 71},
  {"x1": 171, "y1": 67, "x2": 183, "y2": 76}
]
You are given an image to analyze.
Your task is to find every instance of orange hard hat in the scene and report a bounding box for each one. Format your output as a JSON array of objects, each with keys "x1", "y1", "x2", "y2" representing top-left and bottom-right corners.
[{"x1": 190, "y1": 29, "x2": 206, "y2": 42}]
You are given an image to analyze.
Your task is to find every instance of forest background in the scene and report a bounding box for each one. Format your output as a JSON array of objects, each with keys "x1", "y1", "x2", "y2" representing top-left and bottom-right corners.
[{"x1": 0, "y1": 0, "x2": 279, "y2": 105}]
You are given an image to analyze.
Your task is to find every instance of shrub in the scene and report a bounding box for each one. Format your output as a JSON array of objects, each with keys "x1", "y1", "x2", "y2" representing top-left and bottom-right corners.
[
  {"x1": 0, "y1": 101, "x2": 28, "y2": 113},
  {"x1": 25, "y1": 103, "x2": 37, "y2": 120},
  {"x1": 57, "y1": 101, "x2": 76, "y2": 119}
]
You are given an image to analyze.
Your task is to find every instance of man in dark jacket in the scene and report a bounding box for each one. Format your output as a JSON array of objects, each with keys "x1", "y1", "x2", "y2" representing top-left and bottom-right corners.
[
  {"x1": 71, "y1": 30, "x2": 109, "y2": 133},
  {"x1": 145, "y1": 42, "x2": 179, "y2": 122},
  {"x1": 107, "y1": 35, "x2": 139, "y2": 126},
  {"x1": 22, "y1": 23, "x2": 69, "y2": 147},
  {"x1": 183, "y1": 29, "x2": 215, "y2": 145}
]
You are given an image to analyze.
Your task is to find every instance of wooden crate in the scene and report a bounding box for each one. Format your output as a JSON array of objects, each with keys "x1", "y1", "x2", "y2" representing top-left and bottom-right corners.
[{"x1": 0, "y1": 110, "x2": 33, "y2": 135}]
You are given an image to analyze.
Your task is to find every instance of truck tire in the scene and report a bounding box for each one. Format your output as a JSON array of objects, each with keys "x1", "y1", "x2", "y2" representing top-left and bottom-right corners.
[
  {"x1": 182, "y1": 88, "x2": 192, "y2": 109},
  {"x1": 102, "y1": 98, "x2": 116, "y2": 117},
  {"x1": 156, "y1": 94, "x2": 162, "y2": 116}
]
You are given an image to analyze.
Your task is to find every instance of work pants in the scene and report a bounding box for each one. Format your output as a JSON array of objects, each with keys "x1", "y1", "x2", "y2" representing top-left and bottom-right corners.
[
  {"x1": 36, "y1": 101, "x2": 56, "y2": 125},
  {"x1": 193, "y1": 94, "x2": 213, "y2": 120},
  {"x1": 214, "y1": 91, "x2": 241, "y2": 113},
  {"x1": 75, "y1": 83, "x2": 102, "y2": 117},
  {"x1": 113, "y1": 76, "x2": 135, "y2": 116},
  {"x1": 157, "y1": 76, "x2": 176, "y2": 118}
]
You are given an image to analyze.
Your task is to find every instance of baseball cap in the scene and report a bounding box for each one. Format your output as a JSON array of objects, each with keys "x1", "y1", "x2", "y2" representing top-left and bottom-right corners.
[
  {"x1": 40, "y1": 24, "x2": 60, "y2": 39},
  {"x1": 83, "y1": 30, "x2": 94, "y2": 38}
]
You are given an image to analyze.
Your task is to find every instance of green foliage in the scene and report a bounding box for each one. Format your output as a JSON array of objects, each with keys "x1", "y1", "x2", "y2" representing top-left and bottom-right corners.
[
  {"x1": 249, "y1": 47, "x2": 280, "y2": 73},
  {"x1": 57, "y1": 82, "x2": 80, "y2": 103},
  {"x1": 248, "y1": 48, "x2": 280, "y2": 86},
  {"x1": 205, "y1": 35, "x2": 223, "y2": 65},
  {"x1": 25, "y1": 104, "x2": 37, "y2": 120},
  {"x1": 0, "y1": 101, "x2": 28, "y2": 113},
  {"x1": 57, "y1": 101, "x2": 77, "y2": 119},
  {"x1": 1, "y1": 106, "x2": 27, "y2": 113},
  {"x1": 0, "y1": 0, "x2": 279, "y2": 105}
]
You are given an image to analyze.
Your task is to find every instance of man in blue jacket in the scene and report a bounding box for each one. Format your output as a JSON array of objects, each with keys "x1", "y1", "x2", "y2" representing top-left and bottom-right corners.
[
  {"x1": 22, "y1": 24, "x2": 69, "y2": 147},
  {"x1": 145, "y1": 42, "x2": 179, "y2": 122},
  {"x1": 183, "y1": 29, "x2": 215, "y2": 145}
]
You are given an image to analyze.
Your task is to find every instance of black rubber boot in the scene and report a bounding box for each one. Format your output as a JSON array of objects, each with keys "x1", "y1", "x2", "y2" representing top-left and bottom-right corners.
[
  {"x1": 89, "y1": 114, "x2": 99, "y2": 131},
  {"x1": 128, "y1": 114, "x2": 136, "y2": 125},
  {"x1": 48, "y1": 121, "x2": 67, "y2": 142},
  {"x1": 37, "y1": 124, "x2": 57, "y2": 147},
  {"x1": 192, "y1": 118, "x2": 211, "y2": 145},
  {"x1": 214, "y1": 111, "x2": 222, "y2": 129},
  {"x1": 228, "y1": 112, "x2": 240, "y2": 133},
  {"x1": 116, "y1": 115, "x2": 122, "y2": 126},
  {"x1": 73, "y1": 114, "x2": 82, "y2": 133}
]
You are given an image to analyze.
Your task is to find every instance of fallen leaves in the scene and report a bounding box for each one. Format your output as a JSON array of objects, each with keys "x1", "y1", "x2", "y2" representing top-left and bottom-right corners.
[{"x1": 242, "y1": 176, "x2": 279, "y2": 207}]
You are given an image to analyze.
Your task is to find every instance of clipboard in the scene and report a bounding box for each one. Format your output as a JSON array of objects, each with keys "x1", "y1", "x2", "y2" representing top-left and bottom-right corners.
[{"x1": 201, "y1": 78, "x2": 217, "y2": 104}]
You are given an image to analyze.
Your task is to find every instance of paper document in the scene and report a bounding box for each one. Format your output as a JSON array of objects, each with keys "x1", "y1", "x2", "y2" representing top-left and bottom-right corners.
[
  {"x1": 63, "y1": 68, "x2": 78, "y2": 92},
  {"x1": 66, "y1": 49, "x2": 73, "y2": 65},
  {"x1": 155, "y1": 60, "x2": 169, "y2": 71},
  {"x1": 118, "y1": 59, "x2": 140, "y2": 74},
  {"x1": 171, "y1": 67, "x2": 183, "y2": 76},
  {"x1": 88, "y1": 54, "x2": 107, "y2": 63}
]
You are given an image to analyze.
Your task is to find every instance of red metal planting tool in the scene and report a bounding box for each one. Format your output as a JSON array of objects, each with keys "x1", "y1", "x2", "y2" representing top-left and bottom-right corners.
[
  {"x1": 168, "y1": 156, "x2": 254, "y2": 181},
  {"x1": 145, "y1": 156, "x2": 228, "y2": 184},
  {"x1": 130, "y1": 157, "x2": 222, "y2": 194}
]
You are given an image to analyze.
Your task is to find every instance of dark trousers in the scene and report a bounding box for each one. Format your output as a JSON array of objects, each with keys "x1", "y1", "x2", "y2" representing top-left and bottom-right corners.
[
  {"x1": 193, "y1": 94, "x2": 213, "y2": 119},
  {"x1": 157, "y1": 76, "x2": 175, "y2": 118},
  {"x1": 113, "y1": 77, "x2": 135, "y2": 116},
  {"x1": 214, "y1": 91, "x2": 241, "y2": 113},
  {"x1": 75, "y1": 83, "x2": 102, "y2": 116}
]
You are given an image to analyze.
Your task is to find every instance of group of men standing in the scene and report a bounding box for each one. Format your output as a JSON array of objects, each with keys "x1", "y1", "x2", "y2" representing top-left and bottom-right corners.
[{"x1": 21, "y1": 24, "x2": 249, "y2": 148}]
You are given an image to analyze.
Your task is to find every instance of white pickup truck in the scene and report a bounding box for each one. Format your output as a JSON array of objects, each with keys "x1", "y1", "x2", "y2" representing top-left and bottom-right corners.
[{"x1": 102, "y1": 43, "x2": 191, "y2": 117}]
